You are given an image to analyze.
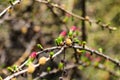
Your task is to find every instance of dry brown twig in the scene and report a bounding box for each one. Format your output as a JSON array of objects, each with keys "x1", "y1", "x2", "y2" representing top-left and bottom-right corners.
[
  {"x1": 0, "y1": 0, "x2": 117, "y2": 31},
  {"x1": 34, "y1": 61, "x2": 119, "y2": 80},
  {"x1": 14, "y1": 32, "x2": 41, "y2": 66},
  {"x1": 36, "y1": 0, "x2": 117, "y2": 31}
]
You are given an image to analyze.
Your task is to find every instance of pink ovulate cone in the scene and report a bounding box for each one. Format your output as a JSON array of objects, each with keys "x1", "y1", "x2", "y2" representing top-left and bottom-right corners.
[
  {"x1": 30, "y1": 52, "x2": 37, "y2": 59},
  {"x1": 70, "y1": 26, "x2": 77, "y2": 32},
  {"x1": 60, "y1": 31, "x2": 67, "y2": 37},
  {"x1": 94, "y1": 57, "x2": 101, "y2": 62}
]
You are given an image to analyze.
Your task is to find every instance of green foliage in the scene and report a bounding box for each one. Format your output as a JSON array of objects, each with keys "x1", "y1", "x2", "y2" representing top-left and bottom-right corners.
[
  {"x1": 98, "y1": 48, "x2": 103, "y2": 53},
  {"x1": 7, "y1": 67, "x2": 14, "y2": 72},
  {"x1": 0, "y1": 0, "x2": 120, "y2": 80},
  {"x1": 37, "y1": 44, "x2": 43, "y2": 50},
  {"x1": 47, "y1": 66, "x2": 51, "y2": 72},
  {"x1": 26, "y1": 58, "x2": 33, "y2": 66},
  {"x1": 58, "y1": 62, "x2": 64, "y2": 70},
  {"x1": 7, "y1": 65, "x2": 18, "y2": 73},
  {"x1": 49, "y1": 51, "x2": 54, "y2": 57},
  {"x1": 68, "y1": 31, "x2": 73, "y2": 37},
  {"x1": 55, "y1": 36, "x2": 63, "y2": 45},
  {"x1": 73, "y1": 38, "x2": 80, "y2": 43}
]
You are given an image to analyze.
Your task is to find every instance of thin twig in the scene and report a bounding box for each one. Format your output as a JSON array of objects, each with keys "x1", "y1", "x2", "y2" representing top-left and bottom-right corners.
[
  {"x1": 73, "y1": 45, "x2": 120, "y2": 67},
  {"x1": 0, "y1": 32, "x2": 41, "y2": 75},
  {"x1": 3, "y1": 44, "x2": 120, "y2": 80},
  {"x1": 14, "y1": 32, "x2": 41, "y2": 66},
  {"x1": 3, "y1": 46, "x2": 65, "y2": 80},
  {"x1": 18, "y1": 46, "x2": 61, "y2": 69},
  {"x1": 36, "y1": 0, "x2": 116, "y2": 31},
  {"x1": 34, "y1": 63, "x2": 77, "y2": 80},
  {"x1": 0, "y1": 0, "x2": 21, "y2": 18},
  {"x1": 0, "y1": 0, "x2": 116, "y2": 30},
  {"x1": 34, "y1": 61, "x2": 119, "y2": 80},
  {"x1": 78, "y1": 61, "x2": 120, "y2": 77}
]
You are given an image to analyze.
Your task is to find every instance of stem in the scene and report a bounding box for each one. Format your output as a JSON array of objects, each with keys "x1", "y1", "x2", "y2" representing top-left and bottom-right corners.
[{"x1": 81, "y1": 0, "x2": 87, "y2": 41}]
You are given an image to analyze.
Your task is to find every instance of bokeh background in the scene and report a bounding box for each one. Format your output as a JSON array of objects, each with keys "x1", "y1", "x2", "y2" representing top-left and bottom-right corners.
[{"x1": 0, "y1": 0, "x2": 120, "y2": 80}]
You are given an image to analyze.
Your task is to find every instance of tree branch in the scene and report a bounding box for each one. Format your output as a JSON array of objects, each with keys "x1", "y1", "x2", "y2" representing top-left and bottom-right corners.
[
  {"x1": 34, "y1": 61, "x2": 119, "y2": 80},
  {"x1": 0, "y1": 0, "x2": 21, "y2": 18},
  {"x1": 3, "y1": 44, "x2": 120, "y2": 80},
  {"x1": 73, "y1": 45, "x2": 120, "y2": 67},
  {"x1": 3, "y1": 46, "x2": 65, "y2": 80},
  {"x1": 36, "y1": 0, "x2": 117, "y2": 31}
]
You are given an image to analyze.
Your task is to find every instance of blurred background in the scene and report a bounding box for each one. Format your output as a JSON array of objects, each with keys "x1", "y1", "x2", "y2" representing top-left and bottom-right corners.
[{"x1": 0, "y1": 0, "x2": 120, "y2": 80}]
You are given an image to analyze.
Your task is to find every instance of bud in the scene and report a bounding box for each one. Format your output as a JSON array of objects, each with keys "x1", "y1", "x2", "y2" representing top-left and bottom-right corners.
[
  {"x1": 27, "y1": 63, "x2": 35, "y2": 73},
  {"x1": 8, "y1": 8, "x2": 13, "y2": 15},
  {"x1": 85, "y1": 53, "x2": 91, "y2": 58},
  {"x1": 11, "y1": 78, "x2": 17, "y2": 80},
  {"x1": 49, "y1": 51, "x2": 54, "y2": 57},
  {"x1": 66, "y1": 13, "x2": 71, "y2": 17},
  {"x1": 82, "y1": 41, "x2": 86, "y2": 48},
  {"x1": 68, "y1": 26, "x2": 77, "y2": 37},
  {"x1": 47, "y1": 67, "x2": 51, "y2": 72},
  {"x1": 39, "y1": 56, "x2": 47, "y2": 65},
  {"x1": 58, "y1": 62, "x2": 64, "y2": 70},
  {"x1": 21, "y1": 26, "x2": 28, "y2": 34},
  {"x1": 65, "y1": 38, "x2": 72, "y2": 46},
  {"x1": 70, "y1": 26, "x2": 77, "y2": 32},
  {"x1": 94, "y1": 57, "x2": 101, "y2": 62},
  {"x1": 30, "y1": 52, "x2": 37, "y2": 59},
  {"x1": 85, "y1": 53, "x2": 93, "y2": 61},
  {"x1": 76, "y1": 49, "x2": 82, "y2": 55},
  {"x1": 112, "y1": 27, "x2": 117, "y2": 30},
  {"x1": 85, "y1": 16, "x2": 90, "y2": 21},
  {"x1": 37, "y1": 44, "x2": 43, "y2": 50},
  {"x1": 33, "y1": 26, "x2": 40, "y2": 32},
  {"x1": 59, "y1": 31, "x2": 67, "y2": 37}
]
